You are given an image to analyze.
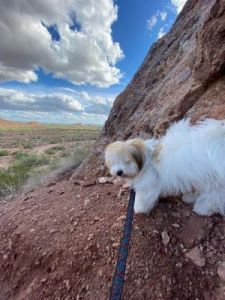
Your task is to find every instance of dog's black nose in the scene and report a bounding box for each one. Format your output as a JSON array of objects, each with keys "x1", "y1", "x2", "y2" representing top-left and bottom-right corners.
[{"x1": 117, "y1": 170, "x2": 123, "y2": 176}]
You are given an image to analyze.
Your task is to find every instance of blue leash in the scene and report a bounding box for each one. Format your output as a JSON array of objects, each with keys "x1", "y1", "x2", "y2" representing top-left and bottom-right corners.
[{"x1": 109, "y1": 189, "x2": 135, "y2": 300}]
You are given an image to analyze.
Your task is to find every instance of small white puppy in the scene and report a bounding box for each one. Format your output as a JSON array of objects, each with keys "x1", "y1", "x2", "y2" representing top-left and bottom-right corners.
[{"x1": 105, "y1": 119, "x2": 225, "y2": 216}]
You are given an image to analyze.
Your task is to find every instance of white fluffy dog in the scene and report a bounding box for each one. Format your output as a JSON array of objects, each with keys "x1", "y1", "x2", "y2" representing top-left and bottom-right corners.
[{"x1": 105, "y1": 119, "x2": 225, "y2": 216}]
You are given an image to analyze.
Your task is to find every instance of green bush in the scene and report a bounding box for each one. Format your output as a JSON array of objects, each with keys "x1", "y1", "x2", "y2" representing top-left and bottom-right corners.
[
  {"x1": 45, "y1": 145, "x2": 65, "y2": 155},
  {"x1": 13, "y1": 152, "x2": 49, "y2": 167},
  {"x1": 51, "y1": 145, "x2": 65, "y2": 151},
  {"x1": 0, "y1": 168, "x2": 27, "y2": 197},
  {"x1": 0, "y1": 142, "x2": 94, "y2": 198},
  {"x1": 70, "y1": 144, "x2": 92, "y2": 165},
  {"x1": 0, "y1": 152, "x2": 50, "y2": 197},
  {"x1": 0, "y1": 149, "x2": 9, "y2": 156},
  {"x1": 50, "y1": 138, "x2": 61, "y2": 144},
  {"x1": 13, "y1": 151, "x2": 27, "y2": 159},
  {"x1": 45, "y1": 148, "x2": 57, "y2": 155},
  {"x1": 22, "y1": 142, "x2": 33, "y2": 149}
]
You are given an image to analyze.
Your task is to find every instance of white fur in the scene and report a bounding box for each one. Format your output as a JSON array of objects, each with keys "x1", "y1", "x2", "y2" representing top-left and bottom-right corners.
[{"x1": 105, "y1": 119, "x2": 225, "y2": 216}]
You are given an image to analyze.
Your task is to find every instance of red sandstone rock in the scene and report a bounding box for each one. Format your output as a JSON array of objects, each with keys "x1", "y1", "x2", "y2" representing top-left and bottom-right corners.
[
  {"x1": 185, "y1": 246, "x2": 206, "y2": 267},
  {"x1": 77, "y1": 0, "x2": 225, "y2": 179}
]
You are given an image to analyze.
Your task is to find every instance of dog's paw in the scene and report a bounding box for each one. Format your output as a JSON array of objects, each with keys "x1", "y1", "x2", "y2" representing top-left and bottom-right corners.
[
  {"x1": 193, "y1": 201, "x2": 214, "y2": 216},
  {"x1": 134, "y1": 202, "x2": 149, "y2": 214}
]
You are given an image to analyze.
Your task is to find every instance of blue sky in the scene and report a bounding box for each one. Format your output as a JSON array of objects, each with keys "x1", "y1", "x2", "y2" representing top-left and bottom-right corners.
[{"x1": 0, "y1": 0, "x2": 187, "y2": 124}]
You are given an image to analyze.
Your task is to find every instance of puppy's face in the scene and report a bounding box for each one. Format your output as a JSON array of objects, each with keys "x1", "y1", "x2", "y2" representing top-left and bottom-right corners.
[{"x1": 105, "y1": 138, "x2": 145, "y2": 179}]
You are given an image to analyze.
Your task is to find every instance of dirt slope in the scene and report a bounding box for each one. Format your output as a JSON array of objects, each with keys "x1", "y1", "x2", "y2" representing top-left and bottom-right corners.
[{"x1": 0, "y1": 179, "x2": 225, "y2": 299}]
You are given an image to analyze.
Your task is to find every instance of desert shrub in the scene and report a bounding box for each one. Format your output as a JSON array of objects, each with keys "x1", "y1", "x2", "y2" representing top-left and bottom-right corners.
[
  {"x1": 22, "y1": 142, "x2": 33, "y2": 149},
  {"x1": 51, "y1": 145, "x2": 65, "y2": 151},
  {"x1": 9, "y1": 140, "x2": 21, "y2": 147},
  {"x1": 60, "y1": 150, "x2": 70, "y2": 158},
  {"x1": 50, "y1": 138, "x2": 62, "y2": 144},
  {"x1": 0, "y1": 171, "x2": 18, "y2": 197},
  {"x1": 48, "y1": 156, "x2": 60, "y2": 170},
  {"x1": 0, "y1": 167, "x2": 28, "y2": 197},
  {"x1": 23, "y1": 152, "x2": 48, "y2": 170},
  {"x1": 70, "y1": 143, "x2": 92, "y2": 165},
  {"x1": 0, "y1": 153, "x2": 50, "y2": 197},
  {"x1": 0, "y1": 149, "x2": 9, "y2": 156},
  {"x1": 13, "y1": 151, "x2": 26, "y2": 159},
  {"x1": 13, "y1": 152, "x2": 49, "y2": 166},
  {"x1": 45, "y1": 148, "x2": 57, "y2": 155},
  {"x1": 45, "y1": 145, "x2": 65, "y2": 155}
]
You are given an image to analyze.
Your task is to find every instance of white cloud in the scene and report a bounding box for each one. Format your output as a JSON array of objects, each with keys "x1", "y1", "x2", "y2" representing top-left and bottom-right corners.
[
  {"x1": 0, "y1": 64, "x2": 38, "y2": 83},
  {"x1": 0, "y1": 0, "x2": 124, "y2": 87},
  {"x1": 0, "y1": 110, "x2": 107, "y2": 125},
  {"x1": 157, "y1": 27, "x2": 166, "y2": 39},
  {"x1": 147, "y1": 10, "x2": 167, "y2": 32},
  {"x1": 147, "y1": 15, "x2": 158, "y2": 31},
  {"x1": 160, "y1": 11, "x2": 167, "y2": 21},
  {"x1": 0, "y1": 88, "x2": 116, "y2": 118},
  {"x1": 171, "y1": 0, "x2": 187, "y2": 13},
  {"x1": 80, "y1": 91, "x2": 92, "y2": 101},
  {"x1": 0, "y1": 88, "x2": 84, "y2": 112}
]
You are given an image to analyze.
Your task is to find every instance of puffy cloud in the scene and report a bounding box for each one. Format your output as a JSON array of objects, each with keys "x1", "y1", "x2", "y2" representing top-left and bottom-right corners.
[
  {"x1": 84, "y1": 95, "x2": 115, "y2": 115},
  {"x1": 0, "y1": 64, "x2": 38, "y2": 83},
  {"x1": 147, "y1": 15, "x2": 158, "y2": 31},
  {"x1": 0, "y1": 88, "x2": 116, "y2": 122},
  {"x1": 147, "y1": 10, "x2": 167, "y2": 32},
  {"x1": 0, "y1": 110, "x2": 107, "y2": 125},
  {"x1": 157, "y1": 27, "x2": 166, "y2": 39},
  {"x1": 0, "y1": 0, "x2": 124, "y2": 87},
  {"x1": 171, "y1": 0, "x2": 187, "y2": 13},
  {"x1": 160, "y1": 11, "x2": 167, "y2": 21},
  {"x1": 0, "y1": 88, "x2": 84, "y2": 112}
]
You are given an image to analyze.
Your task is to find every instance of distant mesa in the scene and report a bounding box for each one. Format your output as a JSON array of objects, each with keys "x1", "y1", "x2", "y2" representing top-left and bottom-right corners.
[{"x1": 0, "y1": 118, "x2": 42, "y2": 128}]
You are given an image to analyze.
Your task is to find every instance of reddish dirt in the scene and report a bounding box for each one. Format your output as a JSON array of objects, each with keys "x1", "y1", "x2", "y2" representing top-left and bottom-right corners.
[{"x1": 0, "y1": 178, "x2": 225, "y2": 299}]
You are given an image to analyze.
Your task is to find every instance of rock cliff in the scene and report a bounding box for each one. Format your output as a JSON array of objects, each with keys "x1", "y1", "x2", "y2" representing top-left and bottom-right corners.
[{"x1": 77, "y1": 0, "x2": 225, "y2": 178}]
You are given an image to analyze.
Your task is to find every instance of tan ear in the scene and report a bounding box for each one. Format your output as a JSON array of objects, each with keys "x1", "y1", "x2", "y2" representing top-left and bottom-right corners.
[{"x1": 127, "y1": 139, "x2": 145, "y2": 170}]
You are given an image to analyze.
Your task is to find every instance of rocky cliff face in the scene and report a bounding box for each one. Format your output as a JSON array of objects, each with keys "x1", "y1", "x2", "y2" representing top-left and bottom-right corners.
[{"x1": 77, "y1": 0, "x2": 225, "y2": 178}]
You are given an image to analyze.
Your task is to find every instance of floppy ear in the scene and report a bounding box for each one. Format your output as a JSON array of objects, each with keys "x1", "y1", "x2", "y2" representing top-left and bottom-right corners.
[{"x1": 127, "y1": 139, "x2": 145, "y2": 170}]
